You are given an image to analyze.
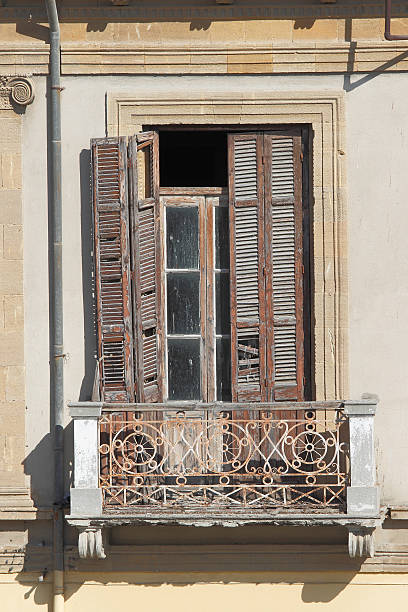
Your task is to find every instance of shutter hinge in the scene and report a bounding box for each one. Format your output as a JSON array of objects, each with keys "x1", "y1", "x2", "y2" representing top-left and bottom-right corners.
[
  {"x1": 302, "y1": 264, "x2": 305, "y2": 275},
  {"x1": 300, "y1": 152, "x2": 304, "y2": 162},
  {"x1": 303, "y1": 376, "x2": 306, "y2": 388}
]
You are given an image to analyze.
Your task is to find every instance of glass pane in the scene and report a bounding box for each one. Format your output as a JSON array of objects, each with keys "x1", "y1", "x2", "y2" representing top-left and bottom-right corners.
[
  {"x1": 216, "y1": 337, "x2": 232, "y2": 401},
  {"x1": 168, "y1": 338, "x2": 201, "y2": 400},
  {"x1": 166, "y1": 206, "x2": 199, "y2": 269},
  {"x1": 215, "y1": 272, "x2": 230, "y2": 335},
  {"x1": 215, "y1": 206, "x2": 230, "y2": 269},
  {"x1": 167, "y1": 272, "x2": 200, "y2": 334}
]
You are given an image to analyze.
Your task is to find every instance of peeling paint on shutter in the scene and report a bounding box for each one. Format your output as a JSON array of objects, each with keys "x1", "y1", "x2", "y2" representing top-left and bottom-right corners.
[
  {"x1": 228, "y1": 134, "x2": 267, "y2": 402},
  {"x1": 91, "y1": 137, "x2": 134, "y2": 402},
  {"x1": 129, "y1": 132, "x2": 164, "y2": 402},
  {"x1": 265, "y1": 133, "x2": 304, "y2": 401}
]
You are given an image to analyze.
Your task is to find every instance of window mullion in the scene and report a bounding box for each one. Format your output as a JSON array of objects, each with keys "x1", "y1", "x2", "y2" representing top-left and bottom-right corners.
[
  {"x1": 206, "y1": 197, "x2": 216, "y2": 402},
  {"x1": 199, "y1": 196, "x2": 208, "y2": 402}
]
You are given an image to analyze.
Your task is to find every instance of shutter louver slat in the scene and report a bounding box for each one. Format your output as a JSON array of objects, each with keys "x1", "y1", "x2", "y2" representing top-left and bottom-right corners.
[
  {"x1": 229, "y1": 134, "x2": 267, "y2": 402},
  {"x1": 271, "y1": 138, "x2": 296, "y2": 199},
  {"x1": 235, "y1": 206, "x2": 259, "y2": 322},
  {"x1": 234, "y1": 139, "x2": 258, "y2": 201},
  {"x1": 129, "y1": 132, "x2": 163, "y2": 402},
  {"x1": 92, "y1": 137, "x2": 134, "y2": 402}
]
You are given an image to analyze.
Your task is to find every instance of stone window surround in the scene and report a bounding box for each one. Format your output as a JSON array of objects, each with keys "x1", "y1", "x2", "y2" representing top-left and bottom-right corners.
[{"x1": 107, "y1": 90, "x2": 347, "y2": 400}]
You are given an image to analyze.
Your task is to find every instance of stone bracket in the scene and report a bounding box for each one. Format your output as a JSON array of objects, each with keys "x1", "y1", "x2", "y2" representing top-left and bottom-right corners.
[
  {"x1": 78, "y1": 527, "x2": 106, "y2": 560},
  {"x1": 0, "y1": 76, "x2": 34, "y2": 110},
  {"x1": 348, "y1": 526, "x2": 375, "y2": 559}
]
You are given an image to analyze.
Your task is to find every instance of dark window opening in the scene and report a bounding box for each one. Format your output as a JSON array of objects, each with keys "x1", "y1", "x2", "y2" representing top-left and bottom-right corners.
[{"x1": 159, "y1": 131, "x2": 228, "y2": 187}]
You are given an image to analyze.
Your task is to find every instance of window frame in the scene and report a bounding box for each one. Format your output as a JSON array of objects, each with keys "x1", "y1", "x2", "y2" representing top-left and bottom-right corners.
[{"x1": 160, "y1": 192, "x2": 232, "y2": 403}]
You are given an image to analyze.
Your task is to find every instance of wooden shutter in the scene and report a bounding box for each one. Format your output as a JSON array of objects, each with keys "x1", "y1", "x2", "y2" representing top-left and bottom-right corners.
[
  {"x1": 228, "y1": 134, "x2": 267, "y2": 402},
  {"x1": 91, "y1": 137, "x2": 134, "y2": 402},
  {"x1": 264, "y1": 132, "x2": 304, "y2": 401},
  {"x1": 128, "y1": 132, "x2": 164, "y2": 402}
]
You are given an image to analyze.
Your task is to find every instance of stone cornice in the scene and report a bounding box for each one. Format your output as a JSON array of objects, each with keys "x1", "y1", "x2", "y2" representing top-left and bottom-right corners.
[{"x1": 0, "y1": 2, "x2": 407, "y2": 21}]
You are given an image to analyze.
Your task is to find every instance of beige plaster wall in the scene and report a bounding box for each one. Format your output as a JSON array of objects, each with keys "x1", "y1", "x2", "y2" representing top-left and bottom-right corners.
[{"x1": 3, "y1": 571, "x2": 408, "y2": 612}]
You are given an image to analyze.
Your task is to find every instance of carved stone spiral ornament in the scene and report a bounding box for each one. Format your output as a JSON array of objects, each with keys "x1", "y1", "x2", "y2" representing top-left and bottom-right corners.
[
  {"x1": 0, "y1": 76, "x2": 34, "y2": 109},
  {"x1": 9, "y1": 78, "x2": 34, "y2": 106}
]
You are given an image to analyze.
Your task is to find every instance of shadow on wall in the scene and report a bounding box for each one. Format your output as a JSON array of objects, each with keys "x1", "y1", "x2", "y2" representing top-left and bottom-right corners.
[
  {"x1": 342, "y1": 16, "x2": 408, "y2": 92},
  {"x1": 79, "y1": 148, "x2": 97, "y2": 402},
  {"x1": 302, "y1": 581, "x2": 349, "y2": 603},
  {"x1": 14, "y1": 518, "x2": 362, "y2": 605},
  {"x1": 22, "y1": 422, "x2": 73, "y2": 511},
  {"x1": 12, "y1": 570, "x2": 356, "y2": 610}
]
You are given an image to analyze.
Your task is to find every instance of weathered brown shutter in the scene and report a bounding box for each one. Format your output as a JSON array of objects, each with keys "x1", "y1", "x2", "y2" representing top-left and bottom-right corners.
[
  {"x1": 91, "y1": 137, "x2": 134, "y2": 402},
  {"x1": 264, "y1": 132, "x2": 304, "y2": 401},
  {"x1": 128, "y1": 132, "x2": 164, "y2": 402},
  {"x1": 228, "y1": 134, "x2": 267, "y2": 402}
]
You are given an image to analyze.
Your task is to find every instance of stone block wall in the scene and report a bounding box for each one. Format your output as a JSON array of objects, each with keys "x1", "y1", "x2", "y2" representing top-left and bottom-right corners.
[{"x1": 0, "y1": 92, "x2": 32, "y2": 514}]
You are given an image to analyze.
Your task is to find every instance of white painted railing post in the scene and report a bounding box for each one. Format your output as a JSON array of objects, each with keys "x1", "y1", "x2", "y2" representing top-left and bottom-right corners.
[
  {"x1": 70, "y1": 403, "x2": 103, "y2": 516},
  {"x1": 343, "y1": 400, "x2": 379, "y2": 516}
]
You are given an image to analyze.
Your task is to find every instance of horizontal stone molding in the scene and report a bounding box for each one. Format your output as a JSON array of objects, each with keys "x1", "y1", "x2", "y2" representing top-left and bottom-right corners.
[
  {"x1": 2, "y1": 43, "x2": 408, "y2": 75},
  {"x1": 5, "y1": 541, "x2": 408, "y2": 575},
  {"x1": 0, "y1": 487, "x2": 36, "y2": 520}
]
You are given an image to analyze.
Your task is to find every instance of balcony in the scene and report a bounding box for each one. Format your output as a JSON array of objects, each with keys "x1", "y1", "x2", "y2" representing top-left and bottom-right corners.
[{"x1": 67, "y1": 400, "x2": 381, "y2": 559}]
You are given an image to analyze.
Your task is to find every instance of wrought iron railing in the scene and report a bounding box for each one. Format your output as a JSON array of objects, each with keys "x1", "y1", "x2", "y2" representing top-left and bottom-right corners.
[{"x1": 98, "y1": 403, "x2": 349, "y2": 511}]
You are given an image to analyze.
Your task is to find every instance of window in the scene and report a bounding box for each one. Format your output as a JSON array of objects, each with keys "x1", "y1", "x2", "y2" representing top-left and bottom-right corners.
[
  {"x1": 91, "y1": 128, "x2": 310, "y2": 404},
  {"x1": 163, "y1": 193, "x2": 231, "y2": 402}
]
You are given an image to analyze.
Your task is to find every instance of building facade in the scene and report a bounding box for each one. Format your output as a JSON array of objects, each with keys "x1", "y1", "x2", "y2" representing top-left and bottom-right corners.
[{"x1": 1, "y1": 0, "x2": 408, "y2": 610}]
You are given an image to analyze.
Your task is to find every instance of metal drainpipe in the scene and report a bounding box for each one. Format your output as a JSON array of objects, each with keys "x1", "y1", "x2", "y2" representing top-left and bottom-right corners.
[
  {"x1": 44, "y1": 1, "x2": 64, "y2": 611},
  {"x1": 385, "y1": 0, "x2": 408, "y2": 40}
]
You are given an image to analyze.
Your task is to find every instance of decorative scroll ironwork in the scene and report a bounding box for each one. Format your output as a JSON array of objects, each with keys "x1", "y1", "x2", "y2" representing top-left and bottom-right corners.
[{"x1": 99, "y1": 407, "x2": 349, "y2": 510}]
